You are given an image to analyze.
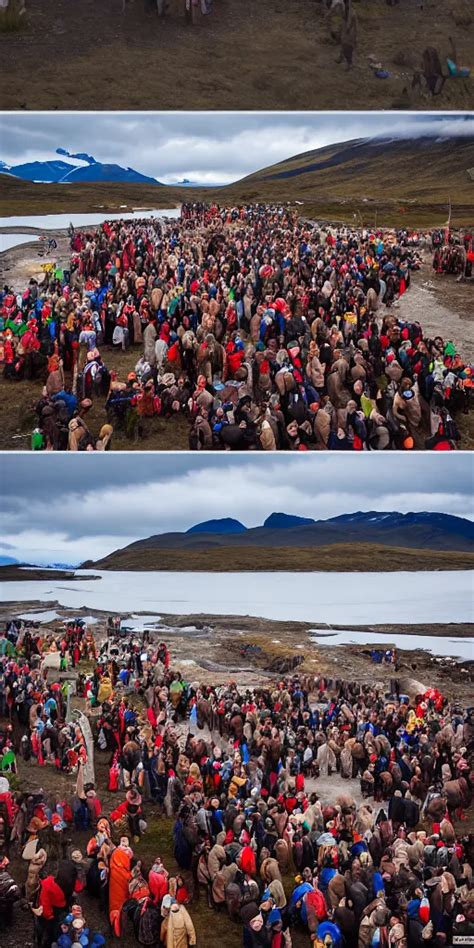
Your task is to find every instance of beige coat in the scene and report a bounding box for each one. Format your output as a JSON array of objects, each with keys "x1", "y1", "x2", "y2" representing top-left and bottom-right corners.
[
  {"x1": 306, "y1": 355, "x2": 325, "y2": 389},
  {"x1": 166, "y1": 904, "x2": 196, "y2": 948},
  {"x1": 25, "y1": 848, "x2": 47, "y2": 903},
  {"x1": 260, "y1": 419, "x2": 276, "y2": 451},
  {"x1": 392, "y1": 391, "x2": 422, "y2": 432},
  {"x1": 314, "y1": 406, "x2": 333, "y2": 448}
]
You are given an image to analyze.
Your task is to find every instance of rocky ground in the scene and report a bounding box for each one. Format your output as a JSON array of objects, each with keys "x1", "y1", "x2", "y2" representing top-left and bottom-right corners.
[{"x1": 2, "y1": 600, "x2": 473, "y2": 700}]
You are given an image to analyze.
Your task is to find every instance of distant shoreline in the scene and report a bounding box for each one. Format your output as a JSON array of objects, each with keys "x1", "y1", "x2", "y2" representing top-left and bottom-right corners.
[
  {"x1": 84, "y1": 543, "x2": 474, "y2": 573},
  {"x1": 0, "y1": 598, "x2": 473, "y2": 641},
  {"x1": 2, "y1": 543, "x2": 473, "y2": 581},
  {"x1": 0, "y1": 566, "x2": 100, "y2": 581}
]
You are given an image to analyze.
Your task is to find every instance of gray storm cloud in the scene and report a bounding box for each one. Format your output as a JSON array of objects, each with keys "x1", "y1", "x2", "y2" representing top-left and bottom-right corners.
[
  {"x1": 0, "y1": 113, "x2": 472, "y2": 186},
  {"x1": 0, "y1": 455, "x2": 472, "y2": 564}
]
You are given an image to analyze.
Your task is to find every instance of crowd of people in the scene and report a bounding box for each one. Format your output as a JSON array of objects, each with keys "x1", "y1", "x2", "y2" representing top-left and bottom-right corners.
[
  {"x1": 0, "y1": 614, "x2": 472, "y2": 947},
  {"x1": 0, "y1": 203, "x2": 471, "y2": 452}
]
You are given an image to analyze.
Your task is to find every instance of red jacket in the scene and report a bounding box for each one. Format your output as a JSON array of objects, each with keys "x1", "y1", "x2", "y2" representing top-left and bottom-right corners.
[
  {"x1": 110, "y1": 800, "x2": 129, "y2": 823},
  {"x1": 39, "y1": 876, "x2": 66, "y2": 919},
  {"x1": 148, "y1": 867, "x2": 169, "y2": 903}
]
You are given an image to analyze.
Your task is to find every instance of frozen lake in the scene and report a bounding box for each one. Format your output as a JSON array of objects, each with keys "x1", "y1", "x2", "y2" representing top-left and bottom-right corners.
[
  {"x1": 309, "y1": 628, "x2": 473, "y2": 661},
  {"x1": 0, "y1": 233, "x2": 40, "y2": 252},
  {"x1": 0, "y1": 208, "x2": 180, "y2": 230},
  {"x1": 2, "y1": 567, "x2": 472, "y2": 623}
]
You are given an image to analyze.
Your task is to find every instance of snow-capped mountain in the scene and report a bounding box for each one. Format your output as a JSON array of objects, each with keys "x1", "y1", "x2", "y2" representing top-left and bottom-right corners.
[{"x1": 1, "y1": 148, "x2": 161, "y2": 185}]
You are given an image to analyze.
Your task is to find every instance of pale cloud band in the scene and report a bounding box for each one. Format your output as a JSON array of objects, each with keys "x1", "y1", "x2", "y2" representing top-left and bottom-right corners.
[
  {"x1": 0, "y1": 112, "x2": 472, "y2": 186},
  {"x1": 0, "y1": 454, "x2": 472, "y2": 565}
]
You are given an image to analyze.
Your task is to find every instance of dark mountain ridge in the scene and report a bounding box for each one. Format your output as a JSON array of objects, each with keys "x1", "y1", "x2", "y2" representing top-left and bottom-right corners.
[
  {"x1": 187, "y1": 518, "x2": 247, "y2": 535},
  {"x1": 263, "y1": 513, "x2": 315, "y2": 529},
  {"x1": 85, "y1": 511, "x2": 474, "y2": 569}
]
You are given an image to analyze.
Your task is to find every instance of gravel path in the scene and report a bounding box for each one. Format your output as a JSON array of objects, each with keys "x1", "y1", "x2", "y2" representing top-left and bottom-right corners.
[{"x1": 395, "y1": 262, "x2": 474, "y2": 362}]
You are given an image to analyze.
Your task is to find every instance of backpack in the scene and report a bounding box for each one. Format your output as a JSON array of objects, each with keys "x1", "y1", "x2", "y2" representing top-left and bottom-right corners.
[
  {"x1": 137, "y1": 901, "x2": 161, "y2": 945},
  {"x1": 436, "y1": 846, "x2": 449, "y2": 868},
  {"x1": 123, "y1": 709, "x2": 137, "y2": 728},
  {"x1": 77, "y1": 429, "x2": 96, "y2": 451},
  {"x1": 423, "y1": 845, "x2": 437, "y2": 867},
  {"x1": 306, "y1": 888, "x2": 327, "y2": 921}
]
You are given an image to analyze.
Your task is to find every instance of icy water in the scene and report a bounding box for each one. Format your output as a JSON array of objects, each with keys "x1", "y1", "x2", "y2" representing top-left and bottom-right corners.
[
  {"x1": 2, "y1": 570, "x2": 472, "y2": 659},
  {"x1": 0, "y1": 208, "x2": 180, "y2": 230},
  {"x1": 2, "y1": 569, "x2": 473, "y2": 660},
  {"x1": 0, "y1": 233, "x2": 40, "y2": 252},
  {"x1": 309, "y1": 628, "x2": 473, "y2": 662}
]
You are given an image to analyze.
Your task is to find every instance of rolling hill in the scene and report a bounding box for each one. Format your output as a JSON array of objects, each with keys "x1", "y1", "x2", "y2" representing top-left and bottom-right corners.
[
  {"x1": 218, "y1": 134, "x2": 474, "y2": 226},
  {"x1": 83, "y1": 511, "x2": 474, "y2": 572},
  {"x1": 1, "y1": 134, "x2": 473, "y2": 227}
]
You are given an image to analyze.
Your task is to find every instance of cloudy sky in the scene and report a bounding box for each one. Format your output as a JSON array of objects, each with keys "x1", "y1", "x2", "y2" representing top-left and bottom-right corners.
[
  {"x1": 1, "y1": 112, "x2": 472, "y2": 185},
  {"x1": 1, "y1": 454, "x2": 472, "y2": 565}
]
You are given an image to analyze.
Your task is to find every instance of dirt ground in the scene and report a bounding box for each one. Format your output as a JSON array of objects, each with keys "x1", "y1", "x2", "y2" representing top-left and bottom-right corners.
[
  {"x1": 395, "y1": 258, "x2": 474, "y2": 448},
  {"x1": 397, "y1": 267, "x2": 474, "y2": 364},
  {"x1": 0, "y1": 234, "x2": 472, "y2": 451},
  {"x1": 0, "y1": 0, "x2": 472, "y2": 111}
]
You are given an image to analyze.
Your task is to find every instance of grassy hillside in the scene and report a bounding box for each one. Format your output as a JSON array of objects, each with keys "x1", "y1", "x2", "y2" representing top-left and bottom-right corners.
[
  {"x1": 1, "y1": 135, "x2": 473, "y2": 228},
  {"x1": 88, "y1": 543, "x2": 474, "y2": 572},
  {"x1": 233, "y1": 135, "x2": 474, "y2": 197},
  {"x1": 217, "y1": 135, "x2": 474, "y2": 228}
]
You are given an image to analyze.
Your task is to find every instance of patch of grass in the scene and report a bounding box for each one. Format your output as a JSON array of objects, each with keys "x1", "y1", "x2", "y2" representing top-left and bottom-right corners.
[
  {"x1": 1, "y1": 0, "x2": 473, "y2": 110},
  {"x1": 134, "y1": 816, "x2": 309, "y2": 948},
  {"x1": 0, "y1": 176, "x2": 182, "y2": 218},
  {"x1": 4, "y1": 771, "x2": 22, "y2": 791},
  {"x1": 0, "y1": 342, "x2": 190, "y2": 452},
  {"x1": 0, "y1": 1, "x2": 25, "y2": 32}
]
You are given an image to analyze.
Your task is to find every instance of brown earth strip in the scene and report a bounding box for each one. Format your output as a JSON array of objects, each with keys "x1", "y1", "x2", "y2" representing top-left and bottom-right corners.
[
  {"x1": 1, "y1": 0, "x2": 472, "y2": 111},
  {"x1": 90, "y1": 542, "x2": 474, "y2": 572}
]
